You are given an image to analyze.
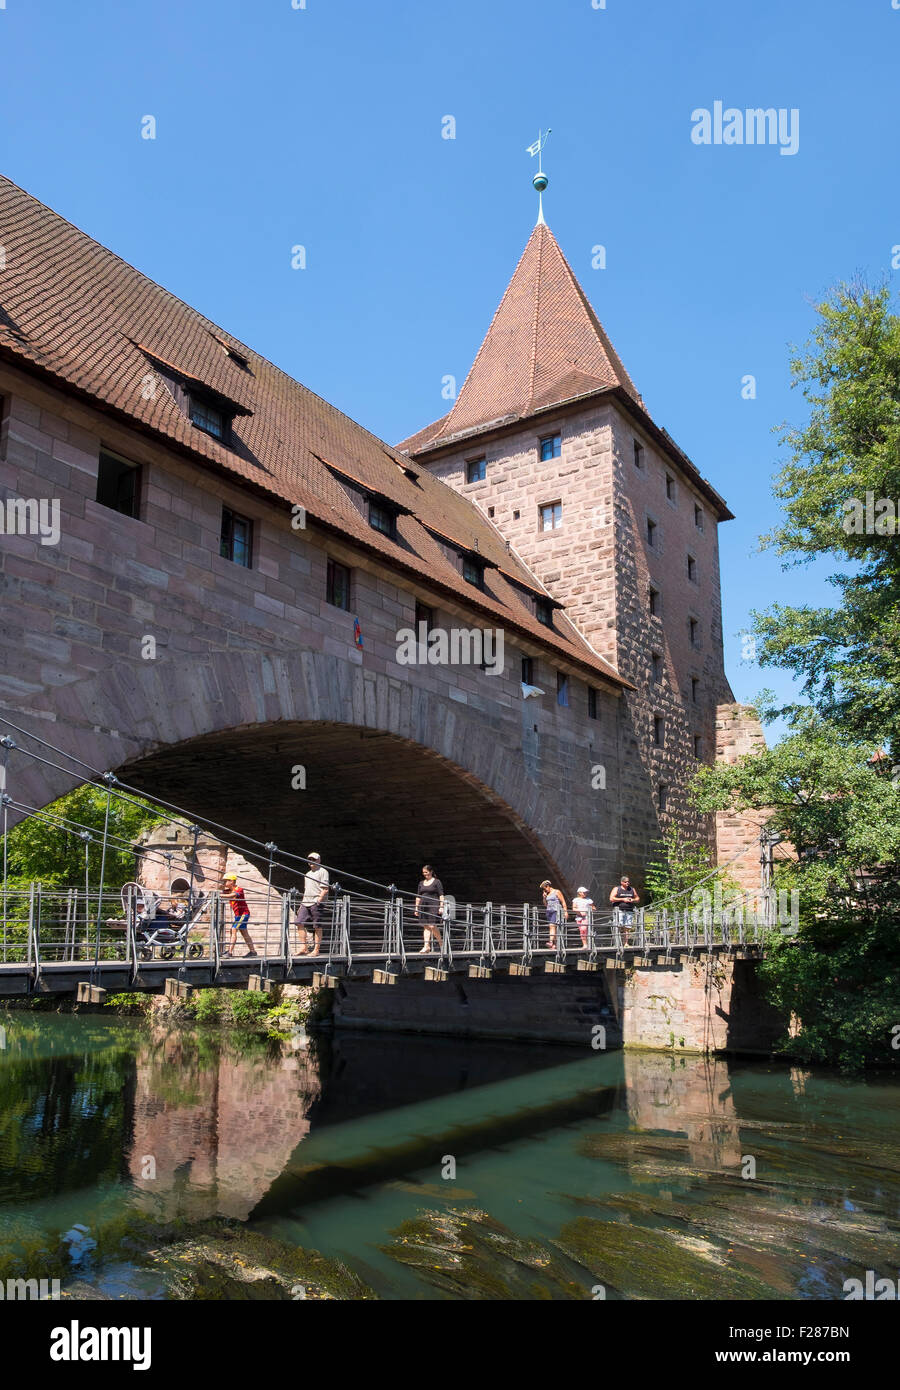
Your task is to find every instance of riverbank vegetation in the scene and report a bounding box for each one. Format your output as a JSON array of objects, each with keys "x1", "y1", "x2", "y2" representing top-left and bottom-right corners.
[{"x1": 688, "y1": 280, "x2": 900, "y2": 1069}]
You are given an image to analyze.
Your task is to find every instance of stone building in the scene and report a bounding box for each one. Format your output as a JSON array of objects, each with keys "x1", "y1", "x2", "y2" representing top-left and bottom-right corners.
[
  {"x1": 134, "y1": 821, "x2": 276, "y2": 912},
  {"x1": 0, "y1": 174, "x2": 763, "y2": 904}
]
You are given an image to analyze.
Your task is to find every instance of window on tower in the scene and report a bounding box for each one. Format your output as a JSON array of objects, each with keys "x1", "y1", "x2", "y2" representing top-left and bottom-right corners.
[
  {"x1": 539, "y1": 433, "x2": 561, "y2": 461},
  {"x1": 633, "y1": 439, "x2": 644, "y2": 468},
  {"x1": 649, "y1": 585, "x2": 660, "y2": 616},
  {"x1": 539, "y1": 501, "x2": 562, "y2": 531},
  {"x1": 466, "y1": 457, "x2": 486, "y2": 483}
]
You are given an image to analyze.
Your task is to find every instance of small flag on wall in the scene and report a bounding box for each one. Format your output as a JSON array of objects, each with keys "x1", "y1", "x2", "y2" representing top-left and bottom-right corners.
[{"x1": 354, "y1": 618, "x2": 364, "y2": 648}]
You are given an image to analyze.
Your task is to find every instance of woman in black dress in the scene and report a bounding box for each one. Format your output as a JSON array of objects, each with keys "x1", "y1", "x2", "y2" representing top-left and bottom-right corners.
[{"x1": 414, "y1": 865, "x2": 444, "y2": 954}]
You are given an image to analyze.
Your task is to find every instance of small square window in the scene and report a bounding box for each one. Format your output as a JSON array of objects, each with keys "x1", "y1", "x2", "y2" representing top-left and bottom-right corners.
[
  {"x1": 658, "y1": 783, "x2": 669, "y2": 813},
  {"x1": 466, "y1": 457, "x2": 486, "y2": 483},
  {"x1": 220, "y1": 507, "x2": 252, "y2": 567},
  {"x1": 540, "y1": 501, "x2": 563, "y2": 531},
  {"x1": 649, "y1": 585, "x2": 660, "y2": 617},
  {"x1": 695, "y1": 504, "x2": 704, "y2": 531},
  {"x1": 633, "y1": 439, "x2": 644, "y2": 468},
  {"x1": 327, "y1": 558, "x2": 351, "y2": 610},
  {"x1": 588, "y1": 687, "x2": 598, "y2": 720},
  {"x1": 539, "y1": 433, "x2": 561, "y2": 461},
  {"x1": 651, "y1": 651, "x2": 662, "y2": 683},
  {"x1": 687, "y1": 553, "x2": 697, "y2": 582},
  {"x1": 96, "y1": 450, "x2": 141, "y2": 518},
  {"x1": 557, "y1": 672, "x2": 569, "y2": 707},
  {"x1": 190, "y1": 397, "x2": 226, "y2": 440},
  {"x1": 369, "y1": 500, "x2": 396, "y2": 537},
  {"x1": 666, "y1": 473, "x2": 675, "y2": 501},
  {"x1": 646, "y1": 518, "x2": 656, "y2": 547},
  {"x1": 653, "y1": 715, "x2": 664, "y2": 747},
  {"x1": 463, "y1": 556, "x2": 485, "y2": 588},
  {"x1": 522, "y1": 656, "x2": 535, "y2": 686},
  {"x1": 487, "y1": 506, "x2": 495, "y2": 518},
  {"x1": 536, "y1": 598, "x2": 554, "y2": 628},
  {"x1": 513, "y1": 509, "x2": 520, "y2": 521}
]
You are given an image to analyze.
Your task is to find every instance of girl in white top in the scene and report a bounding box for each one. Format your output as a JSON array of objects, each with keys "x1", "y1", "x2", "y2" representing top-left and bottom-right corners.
[{"x1": 572, "y1": 887, "x2": 594, "y2": 948}]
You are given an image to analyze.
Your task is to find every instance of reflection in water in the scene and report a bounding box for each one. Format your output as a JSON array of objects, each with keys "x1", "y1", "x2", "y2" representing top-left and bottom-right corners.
[{"x1": 0, "y1": 1012, "x2": 898, "y2": 1300}]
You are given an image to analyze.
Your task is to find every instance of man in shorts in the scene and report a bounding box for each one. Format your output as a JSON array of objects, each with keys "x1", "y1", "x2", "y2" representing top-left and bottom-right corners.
[
  {"x1": 609, "y1": 874, "x2": 640, "y2": 944},
  {"x1": 296, "y1": 852, "x2": 330, "y2": 956}
]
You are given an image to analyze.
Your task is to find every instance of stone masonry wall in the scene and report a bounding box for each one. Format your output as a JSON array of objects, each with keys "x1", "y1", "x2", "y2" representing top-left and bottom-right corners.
[
  {"x1": 420, "y1": 398, "x2": 735, "y2": 890},
  {"x1": 0, "y1": 363, "x2": 624, "y2": 902}
]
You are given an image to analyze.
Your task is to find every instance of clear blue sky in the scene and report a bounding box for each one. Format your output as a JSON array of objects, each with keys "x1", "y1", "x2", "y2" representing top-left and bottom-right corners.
[{"x1": 1, "y1": 0, "x2": 895, "y2": 735}]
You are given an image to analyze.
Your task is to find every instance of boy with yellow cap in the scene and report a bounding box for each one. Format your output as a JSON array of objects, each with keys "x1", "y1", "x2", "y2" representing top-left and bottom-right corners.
[{"x1": 221, "y1": 874, "x2": 258, "y2": 958}]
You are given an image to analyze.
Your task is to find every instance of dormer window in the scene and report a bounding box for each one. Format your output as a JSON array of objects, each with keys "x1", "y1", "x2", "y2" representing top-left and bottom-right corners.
[
  {"x1": 462, "y1": 556, "x2": 485, "y2": 588},
  {"x1": 190, "y1": 396, "x2": 228, "y2": 441},
  {"x1": 536, "y1": 597, "x2": 553, "y2": 628},
  {"x1": 369, "y1": 500, "x2": 397, "y2": 538}
]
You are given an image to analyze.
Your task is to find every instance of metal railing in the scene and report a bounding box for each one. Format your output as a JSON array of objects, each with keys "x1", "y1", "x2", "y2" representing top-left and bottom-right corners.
[{"x1": 0, "y1": 883, "x2": 780, "y2": 982}]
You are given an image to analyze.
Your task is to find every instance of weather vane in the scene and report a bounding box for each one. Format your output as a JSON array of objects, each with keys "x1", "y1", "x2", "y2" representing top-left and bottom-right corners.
[{"x1": 526, "y1": 128, "x2": 552, "y2": 224}]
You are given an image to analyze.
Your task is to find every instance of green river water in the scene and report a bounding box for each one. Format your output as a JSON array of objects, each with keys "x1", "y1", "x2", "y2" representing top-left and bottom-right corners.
[{"x1": 0, "y1": 1011, "x2": 898, "y2": 1301}]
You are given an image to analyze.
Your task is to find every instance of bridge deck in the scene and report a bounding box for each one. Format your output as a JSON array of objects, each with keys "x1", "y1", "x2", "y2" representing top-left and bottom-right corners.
[{"x1": 0, "y1": 941, "x2": 762, "y2": 997}]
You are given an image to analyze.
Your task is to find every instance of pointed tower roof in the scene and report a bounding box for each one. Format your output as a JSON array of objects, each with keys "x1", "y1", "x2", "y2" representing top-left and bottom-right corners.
[{"x1": 400, "y1": 223, "x2": 641, "y2": 452}]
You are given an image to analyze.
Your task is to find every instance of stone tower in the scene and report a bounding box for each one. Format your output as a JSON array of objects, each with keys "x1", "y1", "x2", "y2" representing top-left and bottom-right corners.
[{"x1": 399, "y1": 221, "x2": 765, "y2": 891}]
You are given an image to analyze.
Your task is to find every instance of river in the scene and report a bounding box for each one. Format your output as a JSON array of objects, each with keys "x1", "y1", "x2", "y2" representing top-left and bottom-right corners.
[{"x1": 1, "y1": 1011, "x2": 898, "y2": 1300}]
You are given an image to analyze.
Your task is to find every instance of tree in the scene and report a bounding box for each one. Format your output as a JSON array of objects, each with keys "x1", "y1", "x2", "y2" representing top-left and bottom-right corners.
[
  {"x1": 2, "y1": 783, "x2": 162, "y2": 891},
  {"x1": 752, "y1": 279, "x2": 900, "y2": 749}
]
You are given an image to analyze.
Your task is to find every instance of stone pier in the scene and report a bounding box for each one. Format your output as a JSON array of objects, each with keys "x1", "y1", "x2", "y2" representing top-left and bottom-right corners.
[{"x1": 328, "y1": 955, "x2": 786, "y2": 1055}]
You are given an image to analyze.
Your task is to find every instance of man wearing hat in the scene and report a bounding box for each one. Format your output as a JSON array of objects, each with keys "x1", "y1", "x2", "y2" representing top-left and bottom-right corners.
[
  {"x1": 221, "y1": 874, "x2": 258, "y2": 958},
  {"x1": 296, "y1": 852, "x2": 330, "y2": 956}
]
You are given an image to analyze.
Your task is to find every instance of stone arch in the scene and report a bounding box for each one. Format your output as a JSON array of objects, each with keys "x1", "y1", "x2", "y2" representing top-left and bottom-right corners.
[{"x1": 3, "y1": 648, "x2": 579, "y2": 903}]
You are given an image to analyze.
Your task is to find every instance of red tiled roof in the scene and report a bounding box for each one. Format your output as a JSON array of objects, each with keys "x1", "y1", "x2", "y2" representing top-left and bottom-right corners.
[
  {"x1": 399, "y1": 222, "x2": 639, "y2": 450},
  {"x1": 396, "y1": 222, "x2": 733, "y2": 523},
  {"x1": 0, "y1": 174, "x2": 627, "y2": 689}
]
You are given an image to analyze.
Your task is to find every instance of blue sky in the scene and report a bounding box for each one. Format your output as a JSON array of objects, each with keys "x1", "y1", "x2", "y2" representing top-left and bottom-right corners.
[{"x1": 1, "y1": 0, "x2": 896, "y2": 735}]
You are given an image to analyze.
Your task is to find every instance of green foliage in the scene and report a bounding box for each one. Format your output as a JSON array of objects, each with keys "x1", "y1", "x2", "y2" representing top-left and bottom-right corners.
[
  {"x1": 191, "y1": 990, "x2": 225, "y2": 1024},
  {"x1": 644, "y1": 823, "x2": 738, "y2": 908},
  {"x1": 227, "y1": 990, "x2": 272, "y2": 1025},
  {"x1": 753, "y1": 279, "x2": 900, "y2": 748},
  {"x1": 1, "y1": 783, "x2": 162, "y2": 891},
  {"x1": 756, "y1": 921, "x2": 900, "y2": 1071},
  {"x1": 692, "y1": 715, "x2": 900, "y2": 914}
]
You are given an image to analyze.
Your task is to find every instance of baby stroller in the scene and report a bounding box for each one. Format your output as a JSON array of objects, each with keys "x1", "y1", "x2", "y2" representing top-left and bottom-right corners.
[{"x1": 120, "y1": 883, "x2": 208, "y2": 960}]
